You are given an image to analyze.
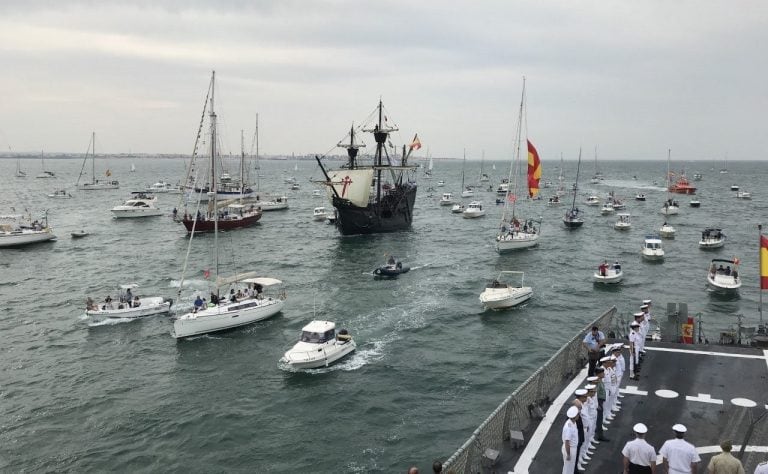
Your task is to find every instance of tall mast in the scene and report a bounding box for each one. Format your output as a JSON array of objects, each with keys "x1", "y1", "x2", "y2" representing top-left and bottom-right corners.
[
  {"x1": 375, "y1": 100, "x2": 385, "y2": 205},
  {"x1": 209, "y1": 71, "x2": 219, "y2": 279},
  {"x1": 510, "y1": 77, "x2": 526, "y2": 219},
  {"x1": 571, "y1": 149, "x2": 582, "y2": 210},
  {"x1": 92, "y1": 131, "x2": 96, "y2": 184},
  {"x1": 255, "y1": 113, "x2": 260, "y2": 191},
  {"x1": 240, "y1": 129, "x2": 245, "y2": 197}
]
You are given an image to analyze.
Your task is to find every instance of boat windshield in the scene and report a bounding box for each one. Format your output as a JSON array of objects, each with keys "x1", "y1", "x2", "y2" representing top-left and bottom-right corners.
[{"x1": 300, "y1": 329, "x2": 335, "y2": 343}]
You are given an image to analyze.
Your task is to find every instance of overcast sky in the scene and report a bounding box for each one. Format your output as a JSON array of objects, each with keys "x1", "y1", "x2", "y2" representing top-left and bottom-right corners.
[{"x1": 0, "y1": 1, "x2": 766, "y2": 161}]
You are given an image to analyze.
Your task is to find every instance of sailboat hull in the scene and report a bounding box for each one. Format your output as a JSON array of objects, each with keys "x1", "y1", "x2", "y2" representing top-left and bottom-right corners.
[
  {"x1": 496, "y1": 233, "x2": 539, "y2": 252},
  {"x1": 332, "y1": 184, "x2": 417, "y2": 235},
  {"x1": 181, "y1": 211, "x2": 262, "y2": 233},
  {"x1": 78, "y1": 181, "x2": 120, "y2": 190},
  {"x1": 172, "y1": 298, "x2": 284, "y2": 338},
  {"x1": 562, "y1": 218, "x2": 584, "y2": 228}
]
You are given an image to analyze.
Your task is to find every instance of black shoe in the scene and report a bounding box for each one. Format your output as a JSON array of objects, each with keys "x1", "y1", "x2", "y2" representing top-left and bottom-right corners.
[{"x1": 596, "y1": 437, "x2": 610, "y2": 442}]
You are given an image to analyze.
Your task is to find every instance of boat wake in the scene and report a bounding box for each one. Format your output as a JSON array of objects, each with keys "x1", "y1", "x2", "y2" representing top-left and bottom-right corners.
[
  {"x1": 278, "y1": 339, "x2": 386, "y2": 374},
  {"x1": 86, "y1": 316, "x2": 136, "y2": 327}
]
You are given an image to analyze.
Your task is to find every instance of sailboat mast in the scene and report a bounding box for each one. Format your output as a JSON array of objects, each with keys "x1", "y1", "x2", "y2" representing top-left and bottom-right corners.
[
  {"x1": 666, "y1": 149, "x2": 671, "y2": 198},
  {"x1": 240, "y1": 129, "x2": 245, "y2": 197},
  {"x1": 509, "y1": 77, "x2": 526, "y2": 219},
  {"x1": 210, "y1": 71, "x2": 219, "y2": 279},
  {"x1": 255, "y1": 113, "x2": 260, "y2": 192},
  {"x1": 92, "y1": 131, "x2": 96, "y2": 184},
  {"x1": 571, "y1": 149, "x2": 582, "y2": 210},
  {"x1": 376, "y1": 99, "x2": 384, "y2": 205}
]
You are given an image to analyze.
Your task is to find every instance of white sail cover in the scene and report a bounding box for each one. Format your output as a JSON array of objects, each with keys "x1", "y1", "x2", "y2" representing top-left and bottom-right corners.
[
  {"x1": 216, "y1": 271, "x2": 259, "y2": 287},
  {"x1": 327, "y1": 169, "x2": 373, "y2": 207}
]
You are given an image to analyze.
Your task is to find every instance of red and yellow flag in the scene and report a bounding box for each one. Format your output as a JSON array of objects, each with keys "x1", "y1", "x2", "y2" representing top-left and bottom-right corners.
[
  {"x1": 409, "y1": 134, "x2": 422, "y2": 151},
  {"x1": 761, "y1": 234, "x2": 768, "y2": 289},
  {"x1": 527, "y1": 140, "x2": 541, "y2": 198}
]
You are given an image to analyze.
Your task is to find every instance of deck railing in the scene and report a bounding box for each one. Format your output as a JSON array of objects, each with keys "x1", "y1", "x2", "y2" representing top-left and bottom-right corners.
[{"x1": 442, "y1": 306, "x2": 617, "y2": 473}]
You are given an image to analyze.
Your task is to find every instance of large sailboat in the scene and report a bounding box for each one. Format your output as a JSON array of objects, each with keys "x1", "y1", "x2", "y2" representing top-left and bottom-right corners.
[
  {"x1": 76, "y1": 133, "x2": 119, "y2": 190},
  {"x1": 563, "y1": 150, "x2": 584, "y2": 228},
  {"x1": 496, "y1": 78, "x2": 541, "y2": 252},
  {"x1": 315, "y1": 99, "x2": 418, "y2": 235},
  {"x1": 179, "y1": 72, "x2": 262, "y2": 233}
]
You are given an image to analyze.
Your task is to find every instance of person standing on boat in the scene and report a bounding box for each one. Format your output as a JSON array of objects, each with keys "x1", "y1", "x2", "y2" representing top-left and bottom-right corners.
[
  {"x1": 629, "y1": 321, "x2": 642, "y2": 379},
  {"x1": 126, "y1": 288, "x2": 133, "y2": 307},
  {"x1": 583, "y1": 382, "x2": 599, "y2": 451},
  {"x1": 573, "y1": 389, "x2": 590, "y2": 471},
  {"x1": 621, "y1": 423, "x2": 657, "y2": 474},
  {"x1": 583, "y1": 326, "x2": 606, "y2": 376},
  {"x1": 610, "y1": 345, "x2": 625, "y2": 409},
  {"x1": 562, "y1": 406, "x2": 580, "y2": 474},
  {"x1": 634, "y1": 312, "x2": 648, "y2": 359},
  {"x1": 659, "y1": 424, "x2": 700, "y2": 474},
  {"x1": 594, "y1": 367, "x2": 609, "y2": 440}
]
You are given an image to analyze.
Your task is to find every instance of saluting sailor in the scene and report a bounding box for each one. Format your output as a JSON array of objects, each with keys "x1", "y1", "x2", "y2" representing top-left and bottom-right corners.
[
  {"x1": 629, "y1": 321, "x2": 642, "y2": 379},
  {"x1": 621, "y1": 423, "x2": 657, "y2": 473},
  {"x1": 562, "y1": 406, "x2": 580, "y2": 474},
  {"x1": 659, "y1": 424, "x2": 700, "y2": 474}
]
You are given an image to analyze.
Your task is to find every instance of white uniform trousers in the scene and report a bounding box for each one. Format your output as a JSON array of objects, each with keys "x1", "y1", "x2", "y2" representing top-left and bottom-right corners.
[{"x1": 562, "y1": 444, "x2": 577, "y2": 474}]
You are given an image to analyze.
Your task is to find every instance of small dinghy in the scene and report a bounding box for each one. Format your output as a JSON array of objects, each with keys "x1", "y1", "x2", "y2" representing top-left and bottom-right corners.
[
  {"x1": 373, "y1": 256, "x2": 410, "y2": 277},
  {"x1": 281, "y1": 320, "x2": 356, "y2": 369},
  {"x1": 699, "y1": 228, "x2": 725, "y2": 249},
  {"x1": 71, "y1": 230, "x2": 89, "y2": 238},
  {"x1": 690, "y1": 199, "x2": 701, "y2": 208},
  {"x1": 635, "y1": 193, "x2": 646, "y2": 201},
  {"x1": 479, "y1": 271, "x2": 532, "y2": 310},
  {"x1": 594, "y1": 261, "x2": 623, "y2": 284}
]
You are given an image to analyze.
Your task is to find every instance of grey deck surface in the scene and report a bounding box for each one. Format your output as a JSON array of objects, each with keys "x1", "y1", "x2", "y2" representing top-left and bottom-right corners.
[{"x1": 494, "y1": 342, "x2": 768, "y2": 473}]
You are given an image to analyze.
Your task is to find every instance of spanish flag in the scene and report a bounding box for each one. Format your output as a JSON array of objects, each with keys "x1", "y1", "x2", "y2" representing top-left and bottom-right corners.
[
  {"x1": 527, "y1": 140, "x2": 541, "y2": 198},
  {"x1": 761, "y1": 234, "x2": 768, "y2": 289},
  {"x1": 409, "y1": 134, "x2": 422, "y2": 151},
  {"x1": 105, "y1": 169, "x2": 112, "y2": 177}
]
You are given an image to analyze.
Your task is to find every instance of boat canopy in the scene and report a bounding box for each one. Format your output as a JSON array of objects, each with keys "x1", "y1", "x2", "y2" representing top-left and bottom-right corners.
[
  {"x1": 710, "y1": 258, "x2": 739, "y2": 265},
  {"x1": 241, "y1": 277, "x2": 283, "y2": 287},
  {"x1": 302, "y1": 320, "x2": 336, "y2": 333},
  {"x1": 216, "y1": 271, "x2": 259, "y2": 287}
]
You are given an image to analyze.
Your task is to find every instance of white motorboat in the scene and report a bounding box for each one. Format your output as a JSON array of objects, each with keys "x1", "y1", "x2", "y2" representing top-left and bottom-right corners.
[
  {"x1": 699, "y1": 228, "x2": 725, "y2": 249},
  {"x1": 47, "y1": 189, "x2": 72, "y2": 199},
  {"x1": 325, "y1": 208, "x2": 338, "y2": 224},
  {"x1": 635, "y1": 193, "x2": 646, "y2": 201},
  {"x1": 547, "y1": 195, "x2": 563, "y2": 206},
  {"x1": 290, "y1": 183, "x2": 300, "y2": 190},
  {"x1": 641, "y1": 235, "x2": 665, "y2": 261},
  {"x1": 437, "y1": 180, "x2": 445, "y2": 187},
  {"x1": 600, "y1": 202, "x2": 615, "y2": 215},
  {"x1": 594, "y1": 261, "x2": 623, "y2": 284},
  {"x1": 173, "y1": 275, "x2": 286, "y2": 339},
  {"x1": 730, "y1": 185, "x2": 739, "y2": 191},
  {"x1": 585, "y1": 195, "x2": 600, "y2": 206},
  {"x1": 707, "y1": 258, "x2": 741, "y2": 292},
  {"x1": 280, "y1": 320, "x2": 356, "y2": 369},
  {"x1": 479, "y1": 271, "x2": 532, "y2": 310},
  {"x1": 451, "y1": 203, "x2": 465, "y2": 214},
  {"x1": 462, "y1": 201, "x2": 485, "y2": 218},
  {"x1": 312, "y1": 207, "x2": 329, "y2": 221},
  {"x1": 312, "y1": 189, "x2": 323, "y2": 198},
  {"x1": 496, "y1": 183, "x2": 510, "y2": 196},
  {"x1": 111, "y1": 193, "x2": 163, "y2": 218},
  {"x1": 439, "y1": 193, "x2": 454, "y2": 206},
  {"x1": 614, "y1": 213, "x2": 631, "y2": 230},
  {"x1": 86, "y1": 284, "x2": 173, "y2": 321},
  {"x1": 661, "y1": 198, "x2": 679, "y2": 215},
  {"x1": 735, "y1": 191, "x2": 752, "y2": 200},
  {"x1": 76, "y1": 132, "x2": 120, "y2": 190},
  {"x1": 254, "y1": 194, "x2": 289, "y2": 211},
  {"x1": 659, "y1": 222, "x2": 676, "y2": 239},
  {"x1": 0, "y1": 213, "x2": 57, "y2": 247},
  {"x1": 146, "y1": 180, "x2": 183, "y2": 194},
  {"x1": 690, "y1": 199, "x2": 701, "y2": 208},
  {"x1": 71, "y1": 230, "x2": 89, "y2": 239},
  {"x1": 496, "y1": 219, "x2": 540, "y2": 252}
]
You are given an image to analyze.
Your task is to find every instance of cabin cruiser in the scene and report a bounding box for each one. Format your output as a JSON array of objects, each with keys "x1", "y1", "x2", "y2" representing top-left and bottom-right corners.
[
  {"x1": 641, "y1": 235, "x2": 665, "y2": 261},
  {"x1": 496, "y1": 183, "x2": 509, "y2": 196},
  {"x1": 439, "y1": 193, "x2": 454, "y2": 206},
  {"x1": 111, "y1": 193, "x2": 163, "y2": 218},
  {"x1": 462, "y1": 201, "x2": 485, "y2": 218},
  {"x1": 659, "y1": 222, "x2": 676, "y2": 239},
  {"x1": 614, "y1": 213, "x2": 631, "y2": 230},
  {"x1": 312, "y1": 207, "x2": 329, "y2": 221},
  {"x1": 280, "y1": 320, "x2": 356, "y2": 369},
  {"x1": 479, "y1": 271, "x2": 532, "y2": 310},
  {"x1": 451, "y1": 203, "x2": 465, "y2": 214},
  {"x1": 594, "y1": 261, "x2": 623, "y2": 284},
  {"x1": 635, "y1": 193, "x2": 646, "y2": 201},
  {"x1": 707, "y1": 258, "x2": 741, "y2": 293},
  {"x1": 585, "y1": 195, "x2": 600, "y2": 206},
  {"x1": 699, "y1": 228, "x2": 725, "y2": 249},
  {"x1": 86, "y1": 284, "x2": 173, "y2": 321},
  {"x1": 600, "y1": 202, "x2": 615, "y2": 215},
  {"x1": 735, "y1": 190, "x2": 752, "y2": 200}
]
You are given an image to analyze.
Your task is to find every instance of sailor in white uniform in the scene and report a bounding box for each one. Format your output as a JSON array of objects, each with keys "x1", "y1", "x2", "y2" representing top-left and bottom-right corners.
[
  {"x1": 634, "y1": 312, "x2": 648, "y2": 355},
  {"x1": 583, "y1": 383, "x2": 599, "y2": 450},
  {"x1": 610, "y1": 345, "x2": 625, "y2": 408},
  {"x1": 621, "y1": 423, "x2": 657, "y2": 473},
  {"x1": 755, "y1": 460, "x2": 768, "y2": 474},
  {"x1": 574, "y1": 389, "x2": 592, "y2": 467},
  {"x1": 562, "y1": 406, "x2": 580, "y2": 474},
  {"x1": 629, "y1": 321, "x2": 642, "y2": 379},
  {"x1": 659, "y1": 424, "x2": 700, "y2": 474},
  {"x1": 602, "y1": 357, "x2": 619, "y2": 422}
]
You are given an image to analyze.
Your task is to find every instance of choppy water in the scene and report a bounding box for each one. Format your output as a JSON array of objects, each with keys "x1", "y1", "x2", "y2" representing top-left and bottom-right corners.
[{"x1": 1, "y1": 156, "x2": 765, "y2": 472}]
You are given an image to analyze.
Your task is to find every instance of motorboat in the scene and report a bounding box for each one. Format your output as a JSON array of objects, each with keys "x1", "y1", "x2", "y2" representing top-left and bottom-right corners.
[
  {"x1": 610, "y1": 197, "x2": 626, "y2": 210},
  {"x1": 479, "y1": 271, "x2": 532, "y2": 310},
  {"x1": 312, "y1": 207, "x2": 330, "y2": 221},
  {"x1": 735, "y1": 191, "x2": 752, "y2": 200},
  {"x1": 290, "y1": 183, "x2": 300, "y2": 190},
  {"x1": 496, "y1": 182, "x2": 509, "y2": 196},
  {"x1": 594, "y1": 261, "x2": 623, "y2": 284},
  {"x1": 707, "y1": 258, "x2": 741, "y2": 293},
  {"x1": 439, "y1": 193, "x2": 454, "y2": 206},
  {"x1": 668, "y1": 175, "x2": 697, "y2": 194},
  {"x1": 451, "y1": 203, "x2": 465, "y2": 214},
  {"x1": 699, "y1": 228, "x2": 725, "y2": 249},
  {"x1": 641, "y1": 235, "x2": 665, "y2": 261},
  {"x1": 0, "y1": 213, "x2": 57, "y2": 248},
  {"x1": 254, "y1": 194, "x2": 289, "y2": 211},
  {"x1": 462, "y1": 201, "x2": 485, "y2": 218},
  {"x1": 172, "y1": 276, "x2": 286, "y2": 339},
  {"x1": 437, "y1": 180, "x2": 445, "y2": 187},
  {"x1": 585, "y1": 195, "x2": 600, "y2": 206},
  {"x1": 635, "y1": 193, "x2": 646, "y2": 201},
  {"x1": 312, "y1": 189, "x2": 323, "y2": 198},
  {"x1": 661, "y1": 198, "x2": 679, "y2": 215},
  {"x1": 730, "y1": 185, "x2": 739, "y2": 191},
  {"x1": 496, "y1": 218, "x2": 540, "y2": 252},
  {"x1": 373, "y1": 256, "x2": 410, "y2": 277},
  {"x1": 280, "y1": 320, "x2": 356, "y2": 369},
  {"x1": 600, "y1": 202, "x2": 615, "y2": 215},
  {"x1": 146, "y1": 181, "x2": 183, "y2": 194},
  {"x1": 71, "y1": 230, "x2": 89, "y2": 239},
  {"x1": 614, "y1": 213, "x2": 631, "y2": 230},
  {"x1": 86, "y1": 284, "x2": 173, "y2": 321},
  {"x1": 690, "y1": 199, "x2": 701, "y2": 208},
  {"x1": 111, "y1": 193, "x2": 163, "y2": 218},
  {"x1": 547, "y1": 195, "x2": 562, "y2": 206},
  {"x1": 659, "y1": 222, "x2": 676, "y2": 239},
  {"x1": 47, "y1": 189, "x2": 72, "y2": 199},
  {"x1": 325, "y1": 208, "x2": 338, "y2": 225},
  {"x1": 693, "y1": 173, "x2": 702, "y2": 181}
]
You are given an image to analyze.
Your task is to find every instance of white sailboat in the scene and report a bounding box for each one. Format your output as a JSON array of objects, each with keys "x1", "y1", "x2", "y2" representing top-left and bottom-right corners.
[
  {"x1": 76, "y1": 133, "x2": 119, "y2": 190},
  {"x1": 496, "y1": 78, "x2": 540, "y2": 252},
  {"x1": 661, "y1": 149, "x2": 679, "y2": 215},
  {"x1": 460, "y1": 149, "x2": 473, "y2": 198},
  {"x1": 35, "y1": 151, "x2": 55, "y2": 178},
  {"x1": 479, "y1": 150, "x2": 490, "y2": 182},
  {"x1": 15, "y1": 158, "x2": 27, "y2": 178},
  {"x1": 0, "y1": 211, "x2": 57, "y2": 247},
  {"x1": 589, "y1": 146, "x2": 602, "y2": 183},
  {"x1": 424, "y1": 151, "x2": 434, "y2": 179},
  {"x1": 253, "y1": 114, "x2": 289, "y2": 211},
  {"x1": 563, "y1": 150, "x2": 584, "y2": 228}
]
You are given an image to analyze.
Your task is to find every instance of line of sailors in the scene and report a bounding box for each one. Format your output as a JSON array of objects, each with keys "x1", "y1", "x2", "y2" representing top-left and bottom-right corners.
[{"x1": 563, "y1": 299, "x2": 653, "y2": 473}]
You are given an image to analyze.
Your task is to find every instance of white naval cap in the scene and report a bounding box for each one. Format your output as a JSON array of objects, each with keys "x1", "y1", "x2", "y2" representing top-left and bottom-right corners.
[
  {"x1": 634, "y1": 312, "x2": 645, "y2": 317},
  {"x1": 575, "y1": 389, "x2": 588, "y2": 396},
  {"x1": 586, "y1": 376, "x2": 598, "y2": 382},
  {"x1": 672, "y1": 423, "x2": 687, "y2": 433},
  {"x1": 630, "y1": 321, "x2": 640, "y2": 327},
  {"x1": 640, "y1": 304, "x2": 649, "y2": 309},
  {"x1": 633, "y1": 423, "x2": 648, "y2": 434},
  {"x1": 611, "y1": 345, "x2": 622, "y2": 352},
  {"x1": 643, "y1": 299, "x2": 652, "y2": 304},
  {"x1": 567, "y1": 406, "x2": 579, "y2": 418},
  {"x1": 584, "y1": 384, "x2": 597, "y2": 390},
  {"x1": 599, "y1": 356, "x2": 611, "y2": 362}
]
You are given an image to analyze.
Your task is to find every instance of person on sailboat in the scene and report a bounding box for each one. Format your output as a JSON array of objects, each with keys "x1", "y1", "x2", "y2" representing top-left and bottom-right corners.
[{"x1": 193, "y1": 295, "x2": 204, "y2": 312}]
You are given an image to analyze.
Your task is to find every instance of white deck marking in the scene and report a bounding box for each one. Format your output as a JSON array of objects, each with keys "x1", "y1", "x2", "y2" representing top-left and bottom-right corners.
[
  {"x1": 647, "y1": 346, "x2": 766, "y2": 359},
  {"x1": 656, "y1": 389, "x2": 679, "y2": 398},
  {"x1": 512, "y1": 365, "x2": 590, "y2": 474},
  {"x1": 732, "y1": 397, "x2": 757, "y2": 407},
  {"x1": 685, "y1": 393, "x2": 723, "y2": 404},
  {"x1": 620, "y1": 385, "x2": 648, "y2": 396}
]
